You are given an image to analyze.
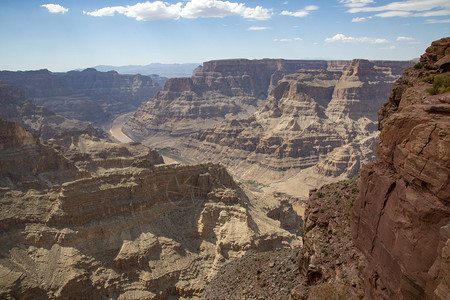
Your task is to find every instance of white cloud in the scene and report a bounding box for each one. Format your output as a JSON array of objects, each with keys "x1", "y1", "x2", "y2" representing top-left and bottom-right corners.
[
  {"x1": 339, "y1": 0, "x2": 375, "y2": 8},
  {"x1": 248, "y1": 26, "x2": 269, "y2": 30},
  {"x1": 346, "y1": 0, "x2": 450, "y2": 19},
  {"x1": 352, "y1": 16, "x2": 366, "y2": 22},
  {"x1": 274, "y1": 37, "x2": 303, "y2": 42},
  {"x1": 41, "y1": 4, "x2": 68, "y2": 14},
  {"x1": 380, "y1": 46, "x2": 396, "y2": 50},
  {"x1": 426, "y1": 18, "x2": 450, "y2": 23},
  {"x1": 325, "y1": 33, "x2": 390, "y2": 43},
  {"x1": 281, "y1": 5, "x2": 318, "y2": 17},
  {"x1": 84, "y1": 0, "x2": 272, "y2": 21},
  {"x1": 396, "y1": 36, "x2": 415, "y2": 41}
]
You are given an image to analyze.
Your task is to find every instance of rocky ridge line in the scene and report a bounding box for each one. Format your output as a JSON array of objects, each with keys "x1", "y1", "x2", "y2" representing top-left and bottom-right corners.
[{"x1": 351, "y1": 37, "x2": 450, "y2": 299}]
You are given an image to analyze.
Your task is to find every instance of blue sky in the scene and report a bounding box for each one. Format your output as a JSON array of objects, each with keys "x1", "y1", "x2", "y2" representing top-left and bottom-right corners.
[{"x1": 0, "y1": 0, "x2": 449, "y2": 71}]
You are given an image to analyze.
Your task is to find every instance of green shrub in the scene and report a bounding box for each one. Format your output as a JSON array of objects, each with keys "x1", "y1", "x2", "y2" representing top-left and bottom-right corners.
[
  {"x1": 414, "y1": 62, "x2": 423, "y2": 69},
  {"x1": 427, "y1": 74, "x2": 450, "y2": 95}
]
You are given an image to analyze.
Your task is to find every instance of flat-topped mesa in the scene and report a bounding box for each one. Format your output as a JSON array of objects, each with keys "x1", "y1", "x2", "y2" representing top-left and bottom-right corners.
[
  {"x1": 351, "y1": 37, "x2": 450, "y2": 299},
  {"x1": 0, "y1": 68, "x2": 162, "y2": 123}
]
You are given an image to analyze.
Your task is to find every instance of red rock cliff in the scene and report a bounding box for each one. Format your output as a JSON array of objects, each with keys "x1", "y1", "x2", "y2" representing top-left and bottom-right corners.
[{"x1": 351, "y1": 37, "x2": 450, "y2": 299}]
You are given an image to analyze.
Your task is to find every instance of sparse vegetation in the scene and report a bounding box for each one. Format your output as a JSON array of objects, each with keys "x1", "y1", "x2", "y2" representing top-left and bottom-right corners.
[
  {"x1": 414, "y1": 62, "x2": 424, "y2": 69},
  {"x1": 427, "y1": 74, "x2": 450, "y2": 95}
]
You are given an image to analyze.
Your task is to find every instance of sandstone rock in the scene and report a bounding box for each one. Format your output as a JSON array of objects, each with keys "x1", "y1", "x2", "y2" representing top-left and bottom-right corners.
[
  {"x1": 181, "y1": 60, "x2": 412, "y2": 182},
  {"x1": 0, "y1": 120, "x2": 298, "y2": 298},
  {"x1": 352, "y1": 37, "x2": 450, "y2": 299},
  {"x1": 0, "y1": 118, "x2": 78, "y2": 190}
]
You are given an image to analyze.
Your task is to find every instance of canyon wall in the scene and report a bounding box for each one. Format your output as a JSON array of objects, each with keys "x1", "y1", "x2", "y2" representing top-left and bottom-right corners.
[
  {"x1": 124, "y1": 59, "x2": 349, "y2": 139},
  {"x1": 351, "y1": 37, "x2": 450, "y2": 299},
  {"x1": 0, "y1": 68, "x2": 162, "y2": 123},
  {"x1": 0, "y1": 119, "x2": 299, "y2": 299},
  {"x1": 0, "y1": 83, "x2": 106, "y2": 140},
  {"x1": 181, "y1": 59, "x2": 413, "y2": 182}
]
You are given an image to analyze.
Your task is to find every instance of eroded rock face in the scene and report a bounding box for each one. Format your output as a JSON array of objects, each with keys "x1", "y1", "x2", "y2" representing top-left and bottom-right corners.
[
  {"x1": 0, "y1": 83, "x2": 106, "y2": 140},
  {"x1": 182, "y1": 60, "x2": 412, "y2": 182},
  {"x1": 123, "y1": 59, "x2": 353, "y2": 140},
  {"x1": 0, "y1": 68, "x2": 162, "y2": 123},
  {"x1": 0, "y1": 120, "x2": 299, "y2": 299},
  {"x1": 0, "y1": 118, "x2": 78, "y2": 190},
  {"x1": 351, "y1": 37, "x2": 450, "y2": 299}
]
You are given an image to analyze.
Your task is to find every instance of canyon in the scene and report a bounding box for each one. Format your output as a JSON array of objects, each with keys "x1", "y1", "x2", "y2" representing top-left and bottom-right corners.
[
  {"x1": 0, "y1": 38, "x2": 448, "y2": 299},
  {"x1": 0, "y1": 68, "x2": 163, "y2": 124},
  {"x1": 124, "y1": 58, "x2": 414, "y2": 198},
  {"x1": 0, "y1": 117, "x2": 300, "y2": 298}
]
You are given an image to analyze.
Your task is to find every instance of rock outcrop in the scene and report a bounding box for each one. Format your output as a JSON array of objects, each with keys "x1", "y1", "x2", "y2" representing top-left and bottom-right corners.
[
  {"x1": 351, "y1": 37, "x2": 450, "y2": 299},
  {"x1": 0, "y1": 83, "x2": 106, "y2": 140},
  {"x1": 0, "y1": 68, "x2": 162, "y2": 123},
  {"x1": 291, "y1": 178, "x2": 365, "y2": 299},
  {"x1": 181, "y1": 60, "x2": 412, "y2": 182},
  {"x1": 0, "y1": 120, "x2": 299, "y2": 298},
  {"x1": 0, "y1": 118, "x2": 79, "y2": 190},
  {"x1": 123, "y1": 59, "x2": 354, "y2": 140}
]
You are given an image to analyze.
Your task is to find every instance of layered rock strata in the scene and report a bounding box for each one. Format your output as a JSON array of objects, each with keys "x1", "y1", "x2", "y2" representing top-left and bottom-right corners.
[
  {"x1": 0, "y1": 83, "x2": 106, "y2": 140},
  {"x1": 351, "y1": 37, "x2": 450, "y2": 299},
  {"x1": 0, "y1": 68, "x2": 161, "y2": 123},
  {"x1": 182, "y1": 59, "x2": 411, "y2": 182},
  {"x1": 123, "y1": 59, "x2": 356, "y2": 140},
  {"x1": 0, "y1": 120, "x2": 299, "y2": 299}
]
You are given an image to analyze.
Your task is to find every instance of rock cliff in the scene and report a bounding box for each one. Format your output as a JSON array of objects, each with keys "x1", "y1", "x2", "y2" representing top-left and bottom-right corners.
[
  {"x1": 0, "y1": 120, "x2": 299, "y2": 298},
  {"x1": 182, "y1": 59, "x2": 412, "y2": 183},
  {"x1": 0, "y1": 68, "x2": 162, "y2": 123},
  {"x1": 123, "y1": 59, "x2": 354, "y2": 140},
  {"x1": 351, "y1": 37, "x2": 450, "y2": 299},
  {"x1": 0, "y1": 83, "x2": 106, "y2": 140}
]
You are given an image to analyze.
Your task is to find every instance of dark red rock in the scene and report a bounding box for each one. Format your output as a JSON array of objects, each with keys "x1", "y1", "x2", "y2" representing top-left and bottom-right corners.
[{"x1": 352, "y1": 37, "x2": 450, "y2": 299}]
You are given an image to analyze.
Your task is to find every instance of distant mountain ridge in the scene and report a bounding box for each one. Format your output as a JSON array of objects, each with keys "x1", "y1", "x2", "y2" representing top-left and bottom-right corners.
[{"x1": 91, "y1": 63, "x2": 201, "y2": 78}]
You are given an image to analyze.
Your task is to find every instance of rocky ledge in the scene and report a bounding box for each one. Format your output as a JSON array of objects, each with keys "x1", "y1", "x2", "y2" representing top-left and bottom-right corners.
[
  {"x1": 0, "y1": 120, "x2": 300, "y2": 299},
  {"x1": 351, "y1": 37, "x2": 450, "y2": 299}
]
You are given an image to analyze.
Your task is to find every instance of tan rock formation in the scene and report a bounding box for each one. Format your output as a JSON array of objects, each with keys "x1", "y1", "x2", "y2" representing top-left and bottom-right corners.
[
  {"x1": 0, "y1": 118, "x2": 78, "y2": 190},
  {"x1": 351, "y1": 37, "x2": 450, "y2": 299},
  {"x1": 181, "y1": 60, "x2": 411, "y2": 183},
  {"x1": 124, "y1": 59, "x2": 341, "y2": 140},
  {"x1": 0, "y1": 120, "x2": 299, "y2": 299}
]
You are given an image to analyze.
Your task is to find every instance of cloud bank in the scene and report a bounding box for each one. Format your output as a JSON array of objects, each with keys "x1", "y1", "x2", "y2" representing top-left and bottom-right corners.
[
  {"x1": 281, "y1": 5, "x2": 319, "y2": 18},
  {"x1": 84, "y1": 0, "x2": 272, "y2": 21},
  {"x1": 342, "y1": 0, "x2": 450, "y2": 18},
  {"x1": 41, "y1": 4, "x2": 68, "y2": 14},
  {"x1": 325, "y1": 33, "x2": 390, "y2": 43}
]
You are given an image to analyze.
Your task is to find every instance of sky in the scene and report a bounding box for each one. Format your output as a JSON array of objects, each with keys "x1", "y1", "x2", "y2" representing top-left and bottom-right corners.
[{"x1": 0, "y1": 0, "x2": 449, "y2": 72}]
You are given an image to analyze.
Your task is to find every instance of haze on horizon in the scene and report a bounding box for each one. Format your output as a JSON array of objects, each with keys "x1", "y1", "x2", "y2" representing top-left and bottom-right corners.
[{"x1": 1, "y1": 0, "x2": 449, "y2": 72}]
